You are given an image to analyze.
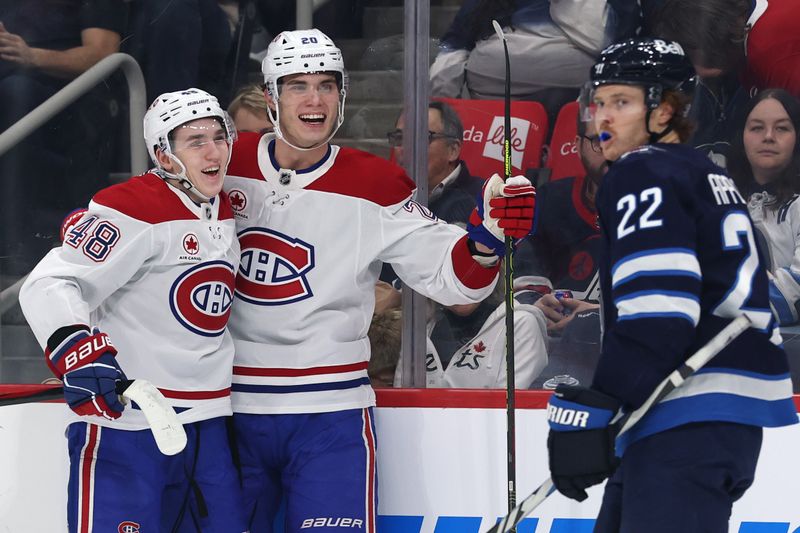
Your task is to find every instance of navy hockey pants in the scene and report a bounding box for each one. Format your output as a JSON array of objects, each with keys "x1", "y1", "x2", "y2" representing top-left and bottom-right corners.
[
  {"x1": 233, "y1": 408, "x2": 377, "y2": 533},
  {"x1": 594, "y1": 422, "x2": 762, "y2": 533},
  {"x1": 66, "y1": 417, "x2": 246, "y2": 533}
]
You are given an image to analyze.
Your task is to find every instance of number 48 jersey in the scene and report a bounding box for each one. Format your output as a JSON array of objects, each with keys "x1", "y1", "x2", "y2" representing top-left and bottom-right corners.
[{"x1": 593, "y1": 143, "x2": 797, "y2": 452}]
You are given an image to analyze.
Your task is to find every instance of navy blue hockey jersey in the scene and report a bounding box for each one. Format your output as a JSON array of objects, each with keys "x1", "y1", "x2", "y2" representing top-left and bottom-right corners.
[{"x1": 592, "y1": 144, "x2": 797, "y2": 452}]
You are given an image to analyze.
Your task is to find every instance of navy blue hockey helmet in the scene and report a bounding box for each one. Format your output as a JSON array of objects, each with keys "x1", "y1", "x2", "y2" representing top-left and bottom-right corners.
[{"x1": 587, "y1": 37, "x2": 696, "y2": 110}]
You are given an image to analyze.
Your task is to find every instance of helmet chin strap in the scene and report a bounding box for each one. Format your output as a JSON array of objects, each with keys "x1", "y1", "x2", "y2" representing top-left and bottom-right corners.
[
  {"x1": 267, "y1": 92, "x2": 347, "y2": 152},
  {"x1": 155, "y1": 153, "x2": 212, "y2": 203}
]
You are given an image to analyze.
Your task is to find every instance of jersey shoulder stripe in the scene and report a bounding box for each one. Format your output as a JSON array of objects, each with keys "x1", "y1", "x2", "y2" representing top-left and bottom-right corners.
[
  {"x1": 306, "y1": 147, "x2": 415, "y2": 207},
  {"x1": 92, "y1": 173, "x2": 199, "y2": 223},
  {"x1": 217, "y1": 191, "x2": 235, "y2": 221},
  {"x1": 228, "y1": 132, "x2": 264, "y2": 181}
]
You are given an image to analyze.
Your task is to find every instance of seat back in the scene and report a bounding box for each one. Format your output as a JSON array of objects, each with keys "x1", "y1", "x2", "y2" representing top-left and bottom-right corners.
[
  {"x1": 435, "y1": 98, "x2": 548, "y2": 178},
  {"x1": 546, "y1": 101, "x2": 585, "y2": 181}
]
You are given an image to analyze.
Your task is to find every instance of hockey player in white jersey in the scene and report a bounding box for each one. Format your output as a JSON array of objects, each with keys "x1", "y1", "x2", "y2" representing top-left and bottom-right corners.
[
  {"x1": 19, "y1": 89, "x2": 247, "y2": 532},
  {"x1": 545, "y1": 38, "x2": 797, "y2": 532},
  {"x1": 224, "y1": 28, "x2": 536, "y2": 532}
]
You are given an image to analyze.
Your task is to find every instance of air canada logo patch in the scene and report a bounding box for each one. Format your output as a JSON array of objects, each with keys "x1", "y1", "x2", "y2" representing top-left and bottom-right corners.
[
  {"x1": 169, "y1": 260, "x2": 235, "y2": 336},
  {"x1": 235, "y1": 227, "x2": 315, "y2": 305},
  {"x1": 229, "y1": 189, "x2": 247, "y2": 212},
  {"x1": 183, "y1": 233, "x2": 200, "y2": 255},
  {"x1": 118, "y1": 522, "x2": 140, "y2": 533}
]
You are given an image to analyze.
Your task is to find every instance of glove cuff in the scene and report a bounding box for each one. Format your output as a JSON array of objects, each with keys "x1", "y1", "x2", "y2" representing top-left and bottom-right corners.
[
  {"x1": 548, "y1": 386, "x2": 621, "y2": 432},
  {"x1": 46, "y1": 330, "x2": 118, "y2": 379}
]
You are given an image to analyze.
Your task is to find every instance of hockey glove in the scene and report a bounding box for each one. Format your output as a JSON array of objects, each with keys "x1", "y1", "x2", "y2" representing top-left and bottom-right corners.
[
  {"x1": 547, "y1": 384, "x2": 621, "y2": 502},
  {"x1": 46, "y1": 328, "x2": 127, "y2": 420},
  {"x1": 467, "y1": 174, "x2": 536, "y2": 257}
]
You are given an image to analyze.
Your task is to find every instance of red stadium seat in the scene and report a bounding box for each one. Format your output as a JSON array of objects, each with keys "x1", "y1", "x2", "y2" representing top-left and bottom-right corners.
[
  {"x1": 433, "y1": 98, "x2": 549, "y2": 179},
  {"x1": 546, "y1": 101, "x2": 586, "y2": 181}
]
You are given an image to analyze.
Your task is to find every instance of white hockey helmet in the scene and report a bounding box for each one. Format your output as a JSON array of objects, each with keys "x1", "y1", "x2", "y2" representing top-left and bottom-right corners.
[
  {"x1": 143, "y1": 88, "x2": 236, "y2": 200},
  {"x1": 261, "y1": 29, "x2": 348, "y2": 150}
]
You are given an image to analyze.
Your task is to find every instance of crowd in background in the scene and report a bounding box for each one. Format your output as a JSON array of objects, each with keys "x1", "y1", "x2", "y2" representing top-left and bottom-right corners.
[{"x1": 2, "y1": 0, "x2": 800, "y2": 391}]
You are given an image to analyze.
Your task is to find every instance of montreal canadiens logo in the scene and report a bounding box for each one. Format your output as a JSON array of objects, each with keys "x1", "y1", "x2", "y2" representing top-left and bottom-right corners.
[
  {"x1": 118, "y1": 522, "x2": 140, "y2": 533},
  {"x1": 183, "y1": 233, "x2": 199, "y2": 255},
  {"x1": 229, "y1": 189, "x2": 247, "y2": 211},
  {"x1": 169, "y1": 260, "x2": 235, "y2": 336},
  {"x1": 235, "y1": 227, "x2": 314, "y2": 305}
]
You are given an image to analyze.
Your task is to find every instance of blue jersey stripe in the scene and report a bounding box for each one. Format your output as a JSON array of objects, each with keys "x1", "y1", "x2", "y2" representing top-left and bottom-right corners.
[
  {"x1": 617, "y1": 393, "x2": 799, "y2": 455},
  {"x1": 232, "y1": 377, "x2": 370, "y2": 394},
  {"x1": 769, "y1": 278, "x2": 796, "y2": 325}
]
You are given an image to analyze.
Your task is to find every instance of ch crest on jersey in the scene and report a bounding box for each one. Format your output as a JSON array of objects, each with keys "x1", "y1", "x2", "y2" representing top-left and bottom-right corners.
[
  {"x1": 118, "y1": 521, "x2": 140, "y2": 533},
  {"x1": 235, "y1": 227, "x2": 315, "y2": 305},
  {"x1": 169, "y1": 260, "x2": 235, "y2": 336}
]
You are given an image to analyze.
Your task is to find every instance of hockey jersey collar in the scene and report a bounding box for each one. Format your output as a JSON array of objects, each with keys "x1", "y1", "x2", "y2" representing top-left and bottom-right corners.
[
  {"x1": 162, "y1": 174, "x2": 220, "y2": 221},
  {"x1": 257, "y1": 134, "x2": 339, "y2": 189}
]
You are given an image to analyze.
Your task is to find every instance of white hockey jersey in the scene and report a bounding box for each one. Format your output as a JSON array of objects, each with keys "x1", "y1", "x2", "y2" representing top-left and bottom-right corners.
[
  {"x1": 224, "y1": 133, "x2": 500, "y2": 414},
  {"x1": 20, "y1": 173, "x2": 240, "y2": 430},
  {"x1": 421, "y1": 293, "x2": 549, "y2": 389},
  {"x1": 748, "y1": 191, "x2": 800, "y2": 324}
]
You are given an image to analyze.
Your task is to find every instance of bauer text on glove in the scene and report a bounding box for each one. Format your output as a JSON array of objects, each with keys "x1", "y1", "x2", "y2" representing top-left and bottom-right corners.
[{"x1": 46, "y1": 328, "x2": 127, "y2": 420}]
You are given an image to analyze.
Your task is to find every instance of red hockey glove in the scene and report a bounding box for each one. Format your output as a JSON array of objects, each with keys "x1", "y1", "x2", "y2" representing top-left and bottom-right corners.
[{"x1": 467, "y1": 174, "x2": 536, "y2": 257}]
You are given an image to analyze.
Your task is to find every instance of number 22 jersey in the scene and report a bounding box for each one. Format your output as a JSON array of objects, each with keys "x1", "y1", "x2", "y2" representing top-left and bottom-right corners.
[{"x1": 592, "y1": 143, "x2": 797, "y2": 452}]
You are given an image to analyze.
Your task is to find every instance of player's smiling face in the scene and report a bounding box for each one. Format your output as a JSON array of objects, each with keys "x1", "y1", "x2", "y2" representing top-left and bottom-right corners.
[
  {"x1": 272, "y1": 72, "x2": 340, "y2": 148},
  {"x1": 593, "y1": 85, "x2": 650, "y2": 162},
  {"x1": 163, "y1": 117, "x2": 230, "y2": 199},
  {"x1": 743, "y1": 97, "x2": 797, "y2": 185}
]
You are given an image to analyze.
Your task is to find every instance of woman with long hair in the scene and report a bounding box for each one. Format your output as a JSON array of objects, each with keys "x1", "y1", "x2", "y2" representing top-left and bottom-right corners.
[{"x1": 728, "y1": 88, "x2": 800, "y2": 324}]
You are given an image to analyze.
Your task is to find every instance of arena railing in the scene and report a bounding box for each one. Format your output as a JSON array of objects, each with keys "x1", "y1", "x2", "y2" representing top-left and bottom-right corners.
[{"x1": 0, "y1": 52, "x2": 148, "y2": 175}]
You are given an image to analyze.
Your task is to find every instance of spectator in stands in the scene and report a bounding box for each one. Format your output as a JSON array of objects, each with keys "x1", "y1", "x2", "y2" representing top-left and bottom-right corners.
[
  {"x1": 384, "y1": 101, "x2": 484, "y2": 359},
  {"x1": 367, "y1": 308, "x2": 402, "y2": 388},
  {"x1": 648, "y1": 0, "x2": 800, "y2": 167},
  {"x1": 124, "y1": 0, "x2": 236, "y2": 104},
  {"x1": 650, "y1": 0, "x2": 800, "y2": 98},
  {"x1": 429, "y1": 0, "x2": 638, "y2": 121},
  {"x1": 228, "y1": 83, "x2": 273, "y2": 134},
  {"x1": 727, "y1": 89, "x2": 800, "y2": 326},
  {"x1": 379, "y1": 100, "x2": 547, "y2": 389},
  {"x1": 389, "y1": 101, "x2": 484, "y2": 225},
  {"x1": 420, "y1": 272, "x2": 549, "y2": 389},
  {"x1": 0, "y1": 1, "x2": 125, "y2": 275},
  {"x1": 521, "y1": 113, "x2": 610, "y2": 389}
]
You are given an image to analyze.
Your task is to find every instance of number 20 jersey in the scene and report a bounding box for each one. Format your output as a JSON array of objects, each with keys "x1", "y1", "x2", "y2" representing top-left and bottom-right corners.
[
  {"x1": 593, "y1": 144, "x2": 797, "y2": 452},
  {"x1": 224, "y1": 133, "x2": 499, "y2": 414}
]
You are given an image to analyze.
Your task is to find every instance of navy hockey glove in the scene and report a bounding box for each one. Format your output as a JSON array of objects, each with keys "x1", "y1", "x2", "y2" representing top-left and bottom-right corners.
[
  {"x1": 467, "y1": 174, "x2": 536, "y2": 257},
  {"x1": 547, "y1": 384, "x2": 621, "y2": 502},
  {"x1": 46, "y1": 328, "x2": 127, "y2": 420}
]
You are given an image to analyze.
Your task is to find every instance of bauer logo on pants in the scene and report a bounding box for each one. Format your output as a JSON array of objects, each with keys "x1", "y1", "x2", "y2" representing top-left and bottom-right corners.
[
  {"x1": 235, "y1": 228, "x2": 315, "y2": 305},
  {"x1": 169, "y1": 260, "x2": 236, "y2": 336}
]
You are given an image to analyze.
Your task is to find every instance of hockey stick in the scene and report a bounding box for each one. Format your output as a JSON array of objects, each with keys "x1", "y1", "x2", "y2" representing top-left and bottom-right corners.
[
  {"x1": 0, "y1": 379, "x2": 187, "y2": 456},
  {"x1": 486, "y1": 313, "x2": 753, "y2": 533},
  {"x1": 491, "y1": 19, "x2": 518, "y2": 525},
  {"x1": 116, "y1": 379, "x2": 188, "y2": 456}
]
